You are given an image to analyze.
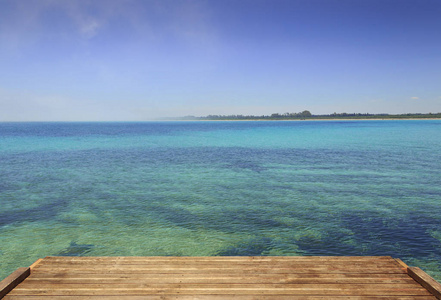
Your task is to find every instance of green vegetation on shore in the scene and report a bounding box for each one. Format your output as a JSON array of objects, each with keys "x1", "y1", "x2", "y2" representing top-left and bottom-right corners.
[{"x1": 180, "y1": 111, "x2": 441, "y2": 120}]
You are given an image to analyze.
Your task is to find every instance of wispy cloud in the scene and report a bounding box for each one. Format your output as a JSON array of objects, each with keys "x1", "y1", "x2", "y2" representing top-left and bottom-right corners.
[
  {"x1": 51, "y1": 0, "x2": 113, "y2": 39},
  {"x1": 73, "y1": 15, "x2": 102, "y2": 39},
  {"x1": 0, "y1": 0, "x2": 120, "y2": 47},
  {"x1": 0, "y1": 0, "x2": 218, "y2": 53},
  {"x1": 411, "y1": 96, "x2": 419, "y2": 100}
]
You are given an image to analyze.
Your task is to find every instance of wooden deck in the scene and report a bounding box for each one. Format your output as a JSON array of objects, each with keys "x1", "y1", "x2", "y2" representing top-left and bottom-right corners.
[{"x1": 1, "y1": 256, "x2": 441, "y2": 299}]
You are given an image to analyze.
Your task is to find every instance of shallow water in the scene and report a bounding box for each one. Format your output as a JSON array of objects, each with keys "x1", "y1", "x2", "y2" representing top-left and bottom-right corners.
[{"x1": 1, "y1": 120, "x2": 441, "y2": 281}]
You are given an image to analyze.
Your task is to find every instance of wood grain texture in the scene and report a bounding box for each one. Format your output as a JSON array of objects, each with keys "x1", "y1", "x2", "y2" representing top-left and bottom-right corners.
[
  {"x1": 28, "y1": 260, "x2": 43, "y2": 270},
  {"x1": 3, "y1": 257, "x2": 440, "y2": 299},
  {"x1": 3, "y1": 296, "x2": 439, "y2": 300},
  {"x1": 408, "y1": 267, "x2": 441, "y2": 299},
  {"x1": 0, "y1": 267, "x2": 30, "y2": 299}
]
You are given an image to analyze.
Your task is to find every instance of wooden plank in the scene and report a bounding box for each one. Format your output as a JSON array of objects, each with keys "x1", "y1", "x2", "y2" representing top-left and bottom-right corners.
[
  {"x1": 37, "y1": 260, "x2": 401, "y2": 266},
  {"x1": 408, "y1": 267, "x2": 441, "y2": 299},
  {"x1": 394, "y1": 259, "x2": 409, "y2": 270},
  {"x1": 30, "y1": 267, "x2": 408, "y2": 274},
  {"x1": 41, "y1": 256, "x2": 396, "y2": 264},
  {"x1": 40, "y1": 256, "x2": 394, "y2": 264},
  {"x1": 6, "y1": 289, "x2": 434, "y2": 297},
  {"x1": 13, "y1": 282, "x2": 429, "y2": 290},
  {"x1": 31, "y1": 259, "x2": 405, "y2": 270},
  {"x1": 29, "y1": 259, "x2": 43, "y2": 270},
  {"x1": 42, "y1": 256, "x2": 395, "y2": 260},
  {"x1": 42, "y1": 256, "x2": 396, "y2": 263},
  {"x1": 27, "y1": 272, "x2": 411, "y2": 280},
  {"x1": 7, "y1": 287, "x2": 434, "y2": 296},
  {"x1": 3, "y1": 295, "x2": 438, "y2": 299},
  {"x1": 23, "y1": 276, "x2": 416, "y2": 284},
  {"x1": 32, "y1": 257, "x2": 404, "y2": 278},
  {"x1": 0, "y1": 268, "x2": 30, "y2": 299},
  {"x1": 4, "y1": 257, "x2": 440, "y2": 299},
  {"x1": 36, "y1": 261, "x2": 402, "y2": 269},
  {"x1": 32, "y1": 265, "x2": 406, "y2": 274}
]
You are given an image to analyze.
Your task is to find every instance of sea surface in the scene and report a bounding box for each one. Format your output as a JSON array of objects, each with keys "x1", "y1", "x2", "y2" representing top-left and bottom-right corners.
[{"x1": 1, "y1": 120, "x2": 441, "y2": 281}]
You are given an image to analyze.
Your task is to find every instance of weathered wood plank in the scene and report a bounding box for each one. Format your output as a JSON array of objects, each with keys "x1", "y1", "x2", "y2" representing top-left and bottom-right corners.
[
  {"x1": 29, "y1": 259, "x2": 43, "y2": 270},
  {"x1": 32, "y1": 257, "x2": 403, "y2": 277},
  {"x1": 36, "y1": 262, "x2": 402, "y2": 270},
  {"x1": 31, "y1": 259, "x2": 405, "y2": 270},
  {"x1": 27, "y1": 273, "x2": 413, "y2": 282},
  {"x1": 31, "y1": 266, "x2": 404, "y2": 273},
  {"x1": 30, "y1": 267, "x2": 408, "y2": 274},
  {"x1": 41, "y1": 256, "x2": 396, "y2": 262},
  {"x1": 0, "y1": 267, "x2": 30, "y2": 299},
  {"x1": 408, "y1": 267, "x2": 441, "y2": 299},
  {"x1": 23, "y1": 277, "x2": 416, "y2": 284},
  {"x1": 3, "y1": 295, "x2": 438, "y2": 299},
  {"x1": 13, "y1": 283, "x2": 429, "y2": 290},
  {"x1": 37, "y1": 261, "x2": 401, "y2": 267},
  {"x1": 44, "y1": 256, "x2": 395, "y2": 261},
  {"x1": 41, "y1": 256, "x2": 397, "y2": 266},
  {"x1": 394, "y1": 259, "x2": 409, "y2": 270},
  {"x1": 7, "y1": 287, "x2": 433, "y2": 296},
  {"x1": 4, "y1": 257, "x2": 440, "y2": 299}
]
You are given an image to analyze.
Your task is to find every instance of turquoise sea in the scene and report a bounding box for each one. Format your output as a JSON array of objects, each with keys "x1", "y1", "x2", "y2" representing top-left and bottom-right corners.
[{"x1": 1, "y1": 120, "x2": 441, "y2": 281}]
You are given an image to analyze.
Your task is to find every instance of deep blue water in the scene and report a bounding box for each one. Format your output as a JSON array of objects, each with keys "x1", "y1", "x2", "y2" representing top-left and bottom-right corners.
[{"x1": 1, "y1": 120, "x2": 440, "y2": 280}]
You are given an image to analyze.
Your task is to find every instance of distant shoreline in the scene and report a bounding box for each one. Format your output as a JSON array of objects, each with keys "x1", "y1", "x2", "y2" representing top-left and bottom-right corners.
[
  {"x1": 173, "y1": 111, "x2": 441, "y2": 122},
  {"x1": 2, "y1": 117, "x2": 441, "y2": 123},
  {"x1": 169, "y1": 117, "x2": 441, "y2": 122}
]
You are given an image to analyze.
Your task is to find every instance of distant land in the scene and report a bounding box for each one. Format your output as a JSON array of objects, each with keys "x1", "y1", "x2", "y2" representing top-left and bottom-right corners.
[{"x1": 175, "y1": 111, "x2": 441, "y2": 121}]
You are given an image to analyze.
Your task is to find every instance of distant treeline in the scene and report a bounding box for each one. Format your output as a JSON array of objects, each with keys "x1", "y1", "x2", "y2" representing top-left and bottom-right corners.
[{"x1": 181, "y1": 111, "x2": 441, "y2": 120}]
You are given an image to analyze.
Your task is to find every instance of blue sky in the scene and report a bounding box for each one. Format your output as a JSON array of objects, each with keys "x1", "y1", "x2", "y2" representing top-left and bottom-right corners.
[{"x1": 0, "y1": 0, "x2": 440, "y2": 121}]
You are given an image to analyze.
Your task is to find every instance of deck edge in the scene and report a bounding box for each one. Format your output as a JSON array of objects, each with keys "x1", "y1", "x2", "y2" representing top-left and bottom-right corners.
[
  {"x1": 0, "y1": 267, "x2": 30, "y2": 299},
  {"x1": 394, "y1": 258, "x2": 409, "y2": 270},
  {"x1": 29, "y1": 258, "x2": 43, "y2": 270},
  {"x1": 408, "y1": 267, "x2": 441, "y2": 299}
]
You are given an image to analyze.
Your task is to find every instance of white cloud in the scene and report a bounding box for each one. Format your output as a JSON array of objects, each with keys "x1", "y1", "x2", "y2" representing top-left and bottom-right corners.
[
  {"x1": 0, "y1": 0, "x2": 117, "y2": 46},
  {"x1": 56, "y1": 1, "x2": 108, "y2": 39},
  {"x1": 76, "y1": 16, "x2": 102, "y2": 38},
  {"x1": 411, "y1": 96, "x2": 419, "y2": 100},
  {"x1": 0, "y1": 0, "x2": 219, "y2": 56}
]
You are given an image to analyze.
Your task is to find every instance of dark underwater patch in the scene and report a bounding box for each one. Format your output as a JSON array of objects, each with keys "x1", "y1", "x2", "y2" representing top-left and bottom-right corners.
[
  {"x1": 228, "y1": 159, "x2": 266, "y2": 173},
  {"x1": 296, "y1": 211, "x2": 441, "y2": 260},
  {"x1": 145, "y1": 203, "x2": 286, "y2": 234},
  {"x1": 0, "y1": 198, "x2": 69, "y2": 227},
  {"x1": 215, "y1": 237, "x2": 274, "y2": 256},
  {"x1": 56, "y1": 241, "x2": 94, "y2": 256}
]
